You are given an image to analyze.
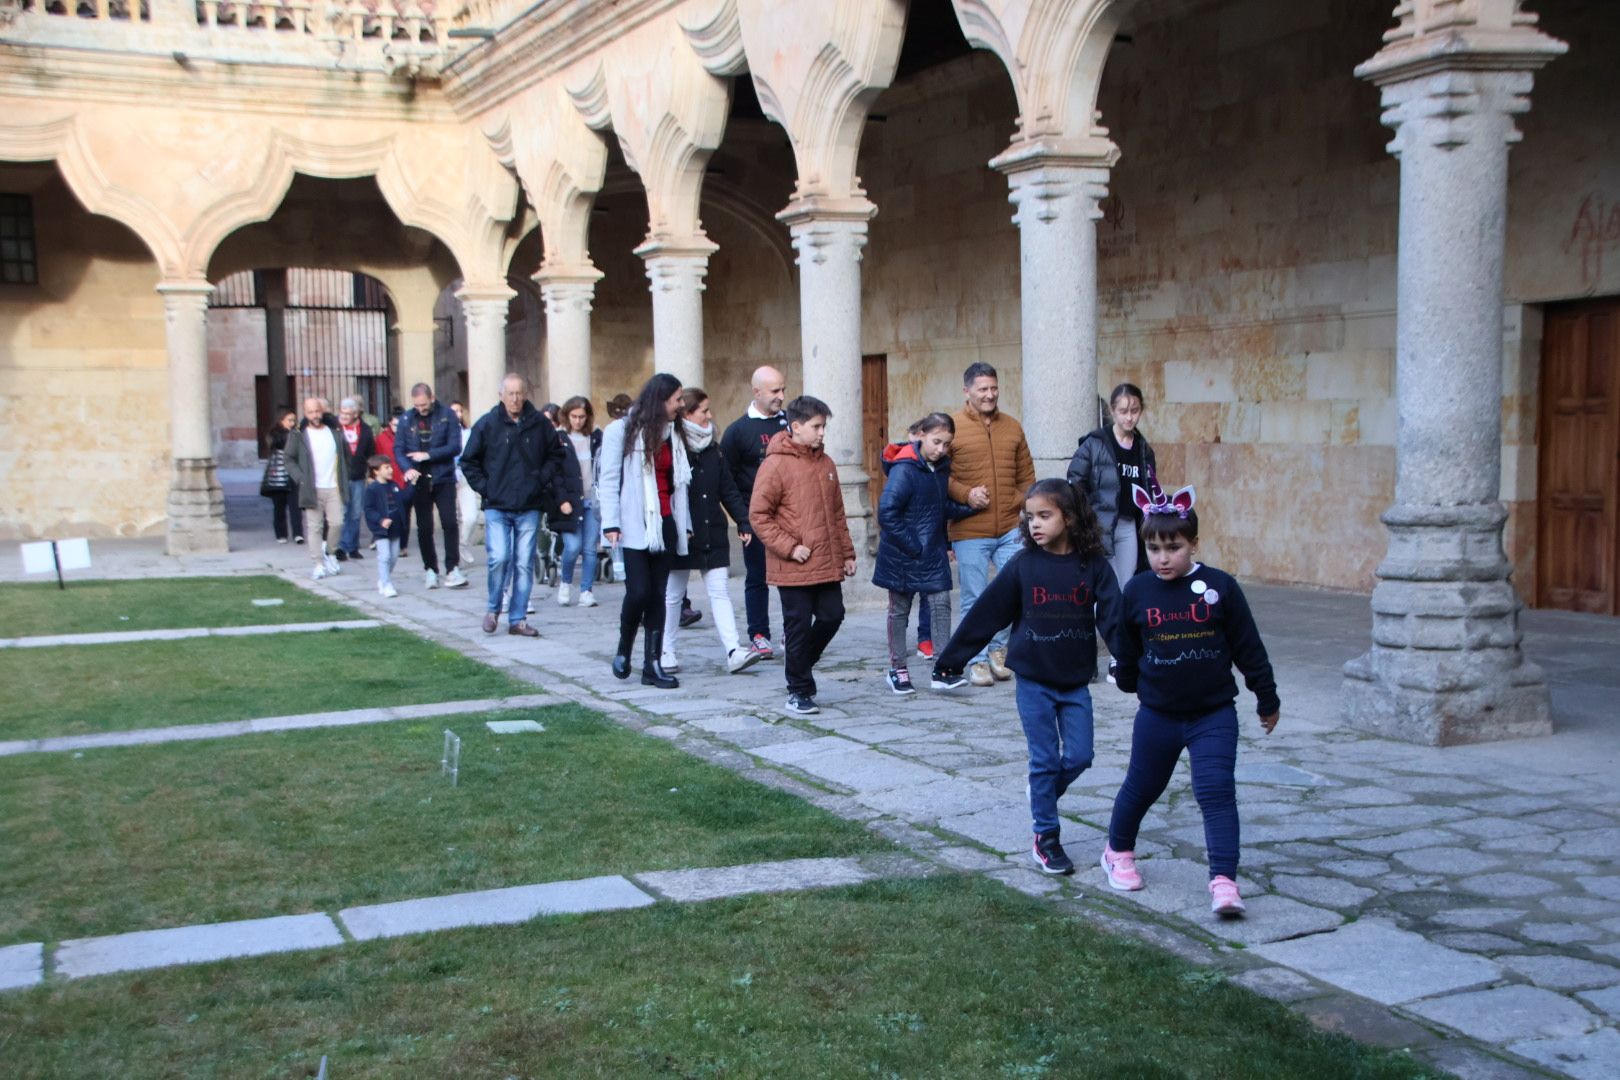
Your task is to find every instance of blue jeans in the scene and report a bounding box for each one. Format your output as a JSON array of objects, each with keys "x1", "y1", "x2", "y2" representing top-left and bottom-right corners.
[
  {"x1": 375, "y1": 536, "x2": 398, "y2": 587},
  {"x1": 1108, "y1": 704, "x2": 1240, "y2": 879},
  {"x1": 953, "y1": 525, "x2": 1024, "y2": 663},
  {"x1": 1014, "y1": 678, "x2": 1095, "y2": 834},
  {"x1": 558, "y1": 498, "x2": 600, "y2": 591},
  {"x1": 339, "y1": 478, "x2": 366, "y2": 553},
  {"x1": 484, "y1": 508, "x2": 540, "y2": 621}
]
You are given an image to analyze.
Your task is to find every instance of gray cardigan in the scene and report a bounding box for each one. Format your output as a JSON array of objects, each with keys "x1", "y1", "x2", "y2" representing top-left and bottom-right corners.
[{"x1": 597, "y1": 416, "x2": 691, "y2": 554}]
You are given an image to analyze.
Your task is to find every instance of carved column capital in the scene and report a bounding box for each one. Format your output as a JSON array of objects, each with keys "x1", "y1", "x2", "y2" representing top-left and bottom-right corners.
[{"x1": 993, "y1": 141, "x2": 1116, "y2": 228}]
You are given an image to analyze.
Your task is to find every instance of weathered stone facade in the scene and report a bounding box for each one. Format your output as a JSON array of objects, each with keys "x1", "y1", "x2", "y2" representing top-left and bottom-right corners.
[{"x1": 2, "y1": 0, "x2": 1617, "y2": 741}]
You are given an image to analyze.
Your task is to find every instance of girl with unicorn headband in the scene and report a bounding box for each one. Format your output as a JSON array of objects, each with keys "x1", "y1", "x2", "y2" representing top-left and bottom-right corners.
[{"x1": 1100, "y1": 470, "x2": 1281, "y2": 917}]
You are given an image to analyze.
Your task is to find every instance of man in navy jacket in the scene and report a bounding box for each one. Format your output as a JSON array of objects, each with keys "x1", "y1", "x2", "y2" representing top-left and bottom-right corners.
[{"x1": 394, "y1": 381, "x2": 469, "y2": 590}]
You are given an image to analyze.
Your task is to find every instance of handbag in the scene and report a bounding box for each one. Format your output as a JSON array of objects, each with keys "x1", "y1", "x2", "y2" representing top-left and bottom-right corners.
[{"x1": 261, "y1": 449, "x2": 291, "y2": 496}]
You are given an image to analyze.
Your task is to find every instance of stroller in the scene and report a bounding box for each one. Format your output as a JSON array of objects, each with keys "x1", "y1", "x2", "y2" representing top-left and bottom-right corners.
[{"x1": 534, "y1": 511, "x2": 615, "y2": 587}]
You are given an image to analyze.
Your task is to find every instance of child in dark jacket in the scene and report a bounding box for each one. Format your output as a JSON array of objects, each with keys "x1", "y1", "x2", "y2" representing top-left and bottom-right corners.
[
  {"x1": 1100, "y1": 478, "x2": 1279, "y2": 918},
  {"x1": 934, "y1": 479, "x2": 1123, "y2": 876},
  {"x1": 873, "y1": 412, "x2": 974, "y2": 695},
  {"x1": 363, "y1": 455, "x2": 405, "y2": 598}
]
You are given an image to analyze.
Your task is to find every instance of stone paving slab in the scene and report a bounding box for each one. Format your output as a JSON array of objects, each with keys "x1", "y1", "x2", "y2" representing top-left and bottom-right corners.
[
  {"x1": 1406, "y1": 985, "x2": 1600, "y2": 1043},
  {"x1": 1254, "y1": 920, "x2": 1502, "y2": 1005},
  {"x1": 485, "y1": 719, "x2": 545, "y2": 734},
  {"x1": 339, "y1": 876, "x2": 655, "y2": 941},
  {"x1": 635, "y1": 856, "x2": 925, "y2": 902},
  {"x1": 55, "y1": 914, "x2": 344, "y2": 979},
  {"x1": 750, "y1": 735, "x2": 864, "y2": 765},
  {"x1": 0, "y1": 693, "x2": 563, "y2": 757},
  {"x1": 1508, "y1": 1028, "x2": 1620, "y2": 1080},
  {"x1": 0, "y1": 942, "x2": 43, "y2": 990},
  {"x1": 1499, "y1": 954, "x2": 1620, "y2": 991},
  {"x1": 786, "y1": 748, "x2": 944, "y2": 793},
  {"x1": 1577, "y1": 985, "x2": 1620, "y2": 1018},
  {"x1": 854, "y1": 777, "x2": 1010, "y2": 821},
  {"x1": 0, "y1": 619, "x2": 380, "y2": 648}
]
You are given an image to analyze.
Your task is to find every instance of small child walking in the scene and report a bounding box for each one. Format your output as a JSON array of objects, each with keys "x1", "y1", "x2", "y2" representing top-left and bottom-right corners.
[
  {"x1": 933, "y1": 479, "x2": 1123, "y2": 875},
  {"x1": 1100, "y1": 478, "x2": 1280, "y2": 916},
  {"x1": 749, "y1": 395, "x2": 856, "y2": 716},
  {"x1": 363, "y1": 454, "x2": 405, "y2": 598},
  {"x1": 874, "y1": 412, "x2": 975, "y2": 695}
]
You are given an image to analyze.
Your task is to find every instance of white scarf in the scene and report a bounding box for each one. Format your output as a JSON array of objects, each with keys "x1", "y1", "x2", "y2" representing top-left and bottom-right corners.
[
  {"x1": 682, "y1": 418, "x2": 715, "y2": 453},
  {"x1": 629, "y1": 421, "x2": 691, "y2": 552}
]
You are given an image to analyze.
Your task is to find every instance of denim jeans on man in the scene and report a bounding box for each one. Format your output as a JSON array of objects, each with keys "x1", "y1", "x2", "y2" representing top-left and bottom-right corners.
[
  {"x1": 339, "y1": 478, "x2": 366, "y2": 554},
  {"x1": 558, "y1": 497, "x2": 600, "y2": 592},
  {"x1": 484, "y1": 507, "x2": 540, "y2": 623},
  {"x1": 952, "y1": 524, "x2": 1023, "y2": 663},
  {"x1": 1014, "y1": 678, "x2": 1095, "y2": 834}
]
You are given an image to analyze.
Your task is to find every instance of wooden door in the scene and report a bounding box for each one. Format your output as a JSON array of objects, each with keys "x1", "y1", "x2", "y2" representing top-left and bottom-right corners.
[
  {"x1": 1538, "y1": 300, "x2": 1620, "y2": 612},
  {"x1": 862, "y1": 354, "x2": 888, "y2": 521}
]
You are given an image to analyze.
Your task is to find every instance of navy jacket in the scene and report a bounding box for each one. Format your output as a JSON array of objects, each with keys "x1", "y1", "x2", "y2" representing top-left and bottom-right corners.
[
  {"x1": 363, "y1": 480, "x2": 405, "y2": 540},
  {"x1": 393, "y1": 401, "x2": 461, "y2": 489},
  {"x1": 549, "y1": 430, "x2": 585, "y2": 532},
  {"x1": 460, "y1": 401, "x2": 561, "y2": 513},
  {"x1": 676, "y1": 439, "x2": 750, "y2": 572},
  {"x1": 873, "y1": 441, "x2": 974, "y2": 595}
]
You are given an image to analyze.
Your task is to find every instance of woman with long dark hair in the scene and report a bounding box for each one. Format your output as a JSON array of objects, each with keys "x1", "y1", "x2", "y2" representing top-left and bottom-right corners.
[
  {"x1": 598, "y1": 373, "x2": 691, "y2": 688},
  {"x1": 262, "y1": 409, "x2": 304, "y2": 544}
]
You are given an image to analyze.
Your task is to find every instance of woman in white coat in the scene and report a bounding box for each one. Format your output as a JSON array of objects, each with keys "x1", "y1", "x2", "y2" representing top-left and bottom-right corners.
[{"x1": 599, "y1": 372, "x2": 692, "y2": 689}]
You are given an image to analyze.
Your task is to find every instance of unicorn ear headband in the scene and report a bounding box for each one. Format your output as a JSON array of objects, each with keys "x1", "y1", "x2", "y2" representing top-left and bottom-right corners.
[{"x1": 1131, "y1": 465, "x2": 1195, "y2": 519}]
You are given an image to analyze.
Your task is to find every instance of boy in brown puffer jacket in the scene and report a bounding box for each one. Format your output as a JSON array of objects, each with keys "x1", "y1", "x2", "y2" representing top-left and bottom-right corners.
[{"x1": 749, "y1": 395, "x2": 856, "y2": 715}]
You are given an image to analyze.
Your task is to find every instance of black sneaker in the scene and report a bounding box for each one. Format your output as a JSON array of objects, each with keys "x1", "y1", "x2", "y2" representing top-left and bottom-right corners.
[
  {"x1": 334, "y1": 549, "x2": 348, "y2": 562},
  {"x1": 886, "y1": 668, "x2": 916, "y2": 696},
  {"x1": 930, "y1": 668, "x2": 968, "y2": 691},
  {"x1": 345, "y1": 550, "x2": 364, "y2": 561},
  {"x1": 1032, "y1": 830, "x2": 1075, "y2": 875},
  {"x1": 784, "y1": 694, "x2": 820, "y2": 715}
]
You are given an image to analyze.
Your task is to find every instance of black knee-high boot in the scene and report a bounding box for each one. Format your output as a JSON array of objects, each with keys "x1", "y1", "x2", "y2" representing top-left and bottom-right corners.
[
  {"x1": 612, "y1": 619, "x2": 636, "y2": 680},
  {"x1": 642, "y1": 630, "x2": 678, "y2": 689}
]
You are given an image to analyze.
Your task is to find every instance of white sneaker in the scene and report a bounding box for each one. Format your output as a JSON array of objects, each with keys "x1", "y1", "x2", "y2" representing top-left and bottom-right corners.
[
  {"x1": 661, "y1": 653, "x2": 680, "y2": 673},
  {"x1": 323, "y1": 553, "x2": 341, "y2": 576},
  {"x1": 311, "y1": 565, "x2": 328, "y2": 580},
  {"x1": 578, "y1": 590, "x2": 598, "y2": 608},
  {"x1": 727, "y1": 647, "x2": 762, "y2": 674},
  {"x1": 379, "y1": 582, "x2": 398, "y2": 598},
  {"x1": 276, "y1": 537, "x2": 288, "y2": 544},
  {"x1": 424, "y1": 569, "x2": 439, "y2": 589},
  {"x1": 444, "y1": 567, "x2": 469, "y2": 589},
  {"x1": 557, "y1": 583, "x2": 572, "y2": 606}
]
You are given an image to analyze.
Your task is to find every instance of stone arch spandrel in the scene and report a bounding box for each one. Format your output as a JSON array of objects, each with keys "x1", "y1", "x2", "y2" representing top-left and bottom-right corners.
[
  {"x1": 730, "y1": 0, "x2": 908, "y2": 202},
  {"x1": 950, "y1": 0, "x2": 1131, "y2": 150}
]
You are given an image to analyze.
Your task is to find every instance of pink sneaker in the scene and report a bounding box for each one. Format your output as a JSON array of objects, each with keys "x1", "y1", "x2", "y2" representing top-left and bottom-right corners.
[
  {"x1": 1210, "y1": 875, "x2": 1246, "y2": 917},
  {"x1": 1100, "y1": 844, "x2": 1143, "y2": 891}
]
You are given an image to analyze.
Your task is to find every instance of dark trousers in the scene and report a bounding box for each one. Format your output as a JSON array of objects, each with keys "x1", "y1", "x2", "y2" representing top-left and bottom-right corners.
[
  {"x1": 779, "y1": 581, "x2": 845, "y2": 698},
  {"x1": 268, "y1": 488, "x2": 302, "y2": 541},
  {"x1": 410, "y1": 481, "x2": 459, "y2": 573},
  {"x1": 1108, "y1": 703, "x2": 1240, "y2": 879},
  {"x1": 618, "y1": 517, "x2": 677, "y2": 663},
  {"x1": 741, "y1": 532, "x2": 771, "y2": 639}
]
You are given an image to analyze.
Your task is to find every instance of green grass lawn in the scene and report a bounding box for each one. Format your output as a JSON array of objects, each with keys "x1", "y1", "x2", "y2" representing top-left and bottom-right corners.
[
  {"x1": 0, "y1": 707, "x2": 885, "y2": 944},
  {"x1": 0, "y1": 877, "x2": 1441, "y2": 1080},
  {"x1": 1, "y1": 627, "x2": 529, "y2": 741},
  {"x1": 0, "y1": 576, "x2": 361, "y2": 637}
]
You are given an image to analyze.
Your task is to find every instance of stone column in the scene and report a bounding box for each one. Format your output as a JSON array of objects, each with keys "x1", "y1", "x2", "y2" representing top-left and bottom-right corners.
[
  {"x1": 1343, "y1": 33, "x2": 1564, "y2": 745},
  {"x1": 456, "y1": 285, "x2": 514, "y2": 412},
  {"x1": 537, "y1": 268, "x2": 601, "y2": 406},
  {"x1": 635, "y1": 240, "x2": 716, "y2": 389},
  {"x1": 393, "y1": 319, "x2": 436, "y2": 405},
  {"x1": 992, "y1": 142, "x2": 1115, "y2": 478},
  {"x1": 779, "y1": 198, "x2": 875, "y2": 566},
  {"x1": 158, "y1": 280, "x2": 228, "y2": 555}
]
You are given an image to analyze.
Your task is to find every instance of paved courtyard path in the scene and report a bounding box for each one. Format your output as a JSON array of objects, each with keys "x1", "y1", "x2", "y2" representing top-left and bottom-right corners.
[{"x1": 9, "y1": 490, "x2": 1620, "y2": 1079}]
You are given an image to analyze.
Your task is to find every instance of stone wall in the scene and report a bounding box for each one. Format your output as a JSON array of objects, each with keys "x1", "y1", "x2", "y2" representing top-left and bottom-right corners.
[
  {"x1": 0, "y1": 165, "x2": 169, "y2": 541},
  {"x1": 206, "y1": 306, "x2": 267, "y2": 468}
]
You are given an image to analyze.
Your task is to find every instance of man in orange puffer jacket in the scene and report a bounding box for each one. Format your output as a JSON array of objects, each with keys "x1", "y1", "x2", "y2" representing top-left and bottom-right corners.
[
  {"x1": 749, "y1": 395, "x2": 856, "y2": 716},
  {"x1": 946, "y1": 362, "x2": 1036, "y2": 687}
]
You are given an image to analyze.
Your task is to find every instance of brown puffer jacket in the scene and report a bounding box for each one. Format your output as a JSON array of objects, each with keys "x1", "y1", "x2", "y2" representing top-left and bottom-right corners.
[
  {"x1": 749, "y1": 431, "x2": 855, "y2": 587},
  {"x1": 946, "y1": 406, "x2": 1036, "y2": 541}
]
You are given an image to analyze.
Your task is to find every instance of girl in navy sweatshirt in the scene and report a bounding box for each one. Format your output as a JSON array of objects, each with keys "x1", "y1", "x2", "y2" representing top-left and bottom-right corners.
[
  {"x1": 933, "y1": 479, "x2": 1123, "y2": 876},
  {"x1": 1101, "y1": 480, "x2": 1280, "y2": 917}
]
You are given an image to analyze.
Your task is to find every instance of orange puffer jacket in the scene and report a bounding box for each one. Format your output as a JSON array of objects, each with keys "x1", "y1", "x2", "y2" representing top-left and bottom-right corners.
[
  {"x1": 946, "y1": 407, "x2": 1036, "y2": 541},
  {"x1": 749, "y1": 431, "x2": 855, "y2": 587}
]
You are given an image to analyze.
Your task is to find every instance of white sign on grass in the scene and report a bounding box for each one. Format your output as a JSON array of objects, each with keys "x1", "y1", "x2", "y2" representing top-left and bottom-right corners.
[{"x1": 20, "y1": 538, "x2": 92, "y2": 575}]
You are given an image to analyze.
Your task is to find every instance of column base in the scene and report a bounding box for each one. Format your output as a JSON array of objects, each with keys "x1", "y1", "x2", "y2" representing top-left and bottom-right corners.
[
  {"x1": 1342, "y1": 651, "x2": 1550, "y2": 746},
  {"x1": 166, "y1": 458, "x2": 228, "y2": 556}
]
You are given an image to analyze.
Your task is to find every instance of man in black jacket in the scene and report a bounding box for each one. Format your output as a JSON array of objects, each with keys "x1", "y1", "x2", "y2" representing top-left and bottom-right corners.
[
  {"x1": 460, "y1": 374, "x2": 564, "y2": 637},
  {"x1": 720, "y1": 365, "x2": 788, "y2": 659}
]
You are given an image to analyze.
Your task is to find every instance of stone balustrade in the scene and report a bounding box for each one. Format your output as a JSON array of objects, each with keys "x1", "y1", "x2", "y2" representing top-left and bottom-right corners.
[{"x1": 4, "y1": 0, "x2": 462, "y2": 76}]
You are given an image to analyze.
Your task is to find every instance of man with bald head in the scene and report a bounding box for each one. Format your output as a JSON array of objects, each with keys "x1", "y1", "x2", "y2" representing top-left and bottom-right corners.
[
  {"x1": 284, "y1": 395, "x2": 347, "y2": 580},
  {"x1": 722, "y1": 365, "x2": 789, "y2": 659}
]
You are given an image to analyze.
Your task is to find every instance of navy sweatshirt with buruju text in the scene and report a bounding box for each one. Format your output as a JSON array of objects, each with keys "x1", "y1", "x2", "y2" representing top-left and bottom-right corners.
[
  {"x1": 1114, "y1": 564, "x2": 1280, "y2": 718},
  {"x1": 934, "y1": 546, "x2": 1123, "y2": 689}
]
